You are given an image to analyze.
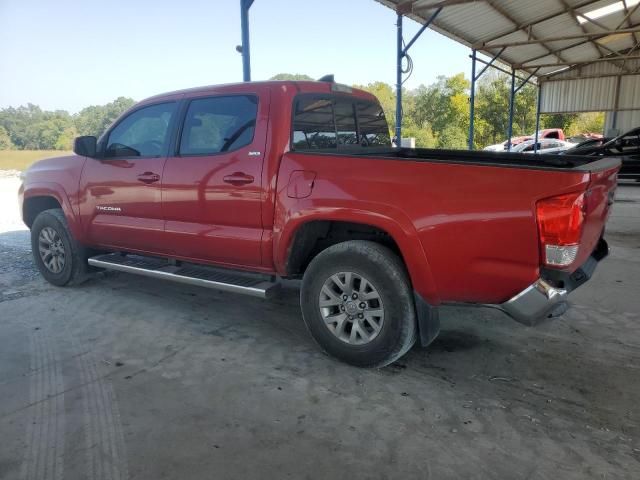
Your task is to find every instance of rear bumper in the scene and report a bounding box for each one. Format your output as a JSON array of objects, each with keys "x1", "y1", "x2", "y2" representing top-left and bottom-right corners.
[
  {"x1": 500, "y1": 279, "x2": 569, "y2": 325},
  {"x1": 497, "y1": 238, "x2": 609, "y2": 326}
]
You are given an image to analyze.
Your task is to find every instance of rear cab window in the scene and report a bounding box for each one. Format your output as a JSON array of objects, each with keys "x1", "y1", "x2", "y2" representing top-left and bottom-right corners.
[{"x1": 291, "y1": 94, "x2": 390, "y2": 151}]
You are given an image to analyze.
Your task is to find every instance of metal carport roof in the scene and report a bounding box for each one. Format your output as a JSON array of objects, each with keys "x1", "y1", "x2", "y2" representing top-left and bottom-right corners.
[
  {"x1": 375, "y1": 0, "x2": 640, "y2": 79},
  {"x1": 374, "y1": 1, "x2": 640, "y2": 144}
]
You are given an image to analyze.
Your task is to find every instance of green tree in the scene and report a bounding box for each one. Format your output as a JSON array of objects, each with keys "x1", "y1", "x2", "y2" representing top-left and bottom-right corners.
[
  {"x1": 55, "y1": 126, "x2": 78, "y2": 150},
  {"x1": 564, "y1": 112, "x2": 605, "y2": 136},
  {"x1": 473, "y1": 71, "x2": 538, "y2": 148},
  {"x1": 542, "y1": 113, "x2": 579, "y2": 131},
  {"x1": 474, "y1": 73, "x2": 510, "y2": 147},
  {"x1": 437, "y1": 124, "x2": 468, "y2": 149},
  {"x1": 75, "y1": 97, "x2": 136, "y2": 138},
  {"x1": 412, "y1": 74, "x2": 469, "y2": 131},
  {"x1": 513, "y1": 83, "x2": 538, "y2": 136},
  {"x1": 0, "y1": 126, "x2": 14, "y2": 149},
  {"x1": 410, "y1": 73, "x2": 470, "y2": 148},
  {"x1": 354, "y1": 82, "x2": 397, "y2": 134},
  {"x1": 0, "y1": 104, "x2": 47, "y2": 149},
  {"x1": 403, "y1": 121, "x2": 437, "y2": 148}
]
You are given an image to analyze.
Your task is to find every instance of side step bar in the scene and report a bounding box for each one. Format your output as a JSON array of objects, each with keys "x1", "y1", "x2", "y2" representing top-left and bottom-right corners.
[{"x1": 88, "y1": 253, "x2": 280, "y2": 299}]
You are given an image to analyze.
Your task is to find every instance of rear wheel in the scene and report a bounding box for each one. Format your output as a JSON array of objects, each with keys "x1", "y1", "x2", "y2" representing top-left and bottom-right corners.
[
  {"x1": 300, "y1": 240, "x2": 417, "y2": 367},
  {"x1": 31, "y1": 208, "x2": 90, "y2": 286}
]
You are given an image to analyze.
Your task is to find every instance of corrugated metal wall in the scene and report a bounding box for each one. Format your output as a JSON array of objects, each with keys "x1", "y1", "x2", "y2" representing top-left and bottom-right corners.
[
  {"x1": 541, "y1": 66, "x2": 640, "y2": 135},
  {"x1": 543, "y1": 73, "x2": 640, "y2": 135},
  {"x1": 540, "y1": 59, "x2": 640, "y2": 113},
  {"x1": 540, "y1": 57, "x2": 640, "y2": 115},
  {"x1": 619, "y1": 76, "x2": 640, "y2": 110},
  {"x1": 604, "y1": 110, "x2": 640, "y2": 136},
  {"x1": 541, "y1": 77, "x2": 619, "y2": 113}
]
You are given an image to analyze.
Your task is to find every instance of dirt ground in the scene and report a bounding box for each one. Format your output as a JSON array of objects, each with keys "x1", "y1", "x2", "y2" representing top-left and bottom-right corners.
[{"x1": 0, "y1": 172, "x2": 639, "y2": 479}]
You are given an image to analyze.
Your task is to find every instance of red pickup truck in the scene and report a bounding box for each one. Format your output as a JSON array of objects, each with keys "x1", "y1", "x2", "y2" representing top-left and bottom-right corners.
[{"x1": 19, "y1": 80, "x2": 619, "y2": 367}]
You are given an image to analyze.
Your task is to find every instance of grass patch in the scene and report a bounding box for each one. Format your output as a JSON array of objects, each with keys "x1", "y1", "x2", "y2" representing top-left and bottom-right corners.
[{"x1": 0, "y1": 150, "x2": 71, "y2": 171}]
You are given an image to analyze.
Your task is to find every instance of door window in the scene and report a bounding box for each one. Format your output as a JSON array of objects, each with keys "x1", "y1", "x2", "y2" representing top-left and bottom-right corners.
[
  {"x1": 179, "y1": 95, "x2": 258, "y2": 155},
  {"x1": 105, "y1": 102, "x2": 176, "y2": 158}
]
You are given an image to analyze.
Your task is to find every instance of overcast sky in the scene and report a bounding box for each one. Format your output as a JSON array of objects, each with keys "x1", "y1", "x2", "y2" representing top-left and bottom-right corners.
[{"x1": 0, "y1": 0, "x2": 471, "y2": 112}]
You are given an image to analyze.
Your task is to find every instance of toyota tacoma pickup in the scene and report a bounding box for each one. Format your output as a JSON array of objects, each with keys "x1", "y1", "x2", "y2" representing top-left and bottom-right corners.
[{"x1": 19, "y1": 79, "x2": 620, "y2": 367}]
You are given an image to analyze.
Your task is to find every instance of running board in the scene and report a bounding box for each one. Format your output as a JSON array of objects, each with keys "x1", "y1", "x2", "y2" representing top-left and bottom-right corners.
[{"x1": 88, "y1": 253, "x2": 280, "y2": 299}]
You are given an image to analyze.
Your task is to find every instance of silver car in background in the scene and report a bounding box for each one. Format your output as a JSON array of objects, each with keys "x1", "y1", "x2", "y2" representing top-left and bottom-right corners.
[{"x1": 512, "y1": 139, "x2": 576, "y2": 154}]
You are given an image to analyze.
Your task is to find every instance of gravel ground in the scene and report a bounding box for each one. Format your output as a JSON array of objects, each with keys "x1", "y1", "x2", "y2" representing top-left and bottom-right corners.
[{"x1": 0, "y1": 173, "x2": 639, "y2": 479}]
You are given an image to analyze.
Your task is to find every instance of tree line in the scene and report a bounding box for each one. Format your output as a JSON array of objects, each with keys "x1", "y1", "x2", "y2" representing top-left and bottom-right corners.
[
  {"x1": 0, "y1": 72, "x2": 604, "y2": 151},
  {"x1": 354, "y1": 72, "x2": 604, "y2": 149},
  {"x1": 0, "y1": 97, "x2": 135, "y2": 150}
]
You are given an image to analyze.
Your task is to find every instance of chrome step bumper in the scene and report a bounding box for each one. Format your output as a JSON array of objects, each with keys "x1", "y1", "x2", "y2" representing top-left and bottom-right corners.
[
  {"x1": 88, "y1": 253, "x2": 280, "y2": 299},
  {"x1": 494, "y1": 238, "x2": 608, "y2": 326},
  {"x1": 499, "y1": 279, "x2": 568, "y2": 325}
]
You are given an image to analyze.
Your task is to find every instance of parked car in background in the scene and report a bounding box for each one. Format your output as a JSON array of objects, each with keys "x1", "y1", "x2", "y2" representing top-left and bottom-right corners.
[
  {"x1": 483, "y1": 141, "x2": 509, "y2": 151},
  {"x1": 568, "y1": 133, "x2": 604, "y2": 145},
  {"x1": 570, "y1": 137, "x2": 608, "y2": 150},
  {"x1": 563, "y1": 126, "x2": 640, "y2": 181},
  {"x1": 484, "y1": 128, "x2": 566, "y2": 151},
  {"x1": 512, "y1": 139, "x2": 575, "y2": 154}
]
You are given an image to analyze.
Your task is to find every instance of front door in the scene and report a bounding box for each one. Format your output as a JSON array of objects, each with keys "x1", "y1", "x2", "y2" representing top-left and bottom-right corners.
[
  {"x1": 79, "y1": 101, "x2": 178, "y2": 253},
  {"x1": 162, "y1": 92, "x2": 268, "y2": 268}
]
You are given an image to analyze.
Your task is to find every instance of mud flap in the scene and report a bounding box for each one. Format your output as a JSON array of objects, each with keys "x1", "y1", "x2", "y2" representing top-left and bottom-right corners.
[{"x1": 413, "y1": 292, "x2": 441, "y2": 347}]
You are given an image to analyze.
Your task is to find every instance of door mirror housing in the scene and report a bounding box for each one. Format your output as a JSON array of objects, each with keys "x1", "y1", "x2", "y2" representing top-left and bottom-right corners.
[{"x1": 73, "y1": 136, "x2": 97, "y2": 157}]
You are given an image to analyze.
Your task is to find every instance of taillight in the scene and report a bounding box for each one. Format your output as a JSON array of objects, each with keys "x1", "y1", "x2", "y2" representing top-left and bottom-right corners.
[{"x1": 536, "y1": 192, "x2": 586, "y2": 267}]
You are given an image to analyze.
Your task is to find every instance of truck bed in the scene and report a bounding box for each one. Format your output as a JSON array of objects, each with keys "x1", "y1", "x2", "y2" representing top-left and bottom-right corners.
[
  {"x1": 330, "y1": 147, "x2": 619, "y2": 171},
  {"x1": 277, "y1": 148, "x2": 620, "y2": 305}
]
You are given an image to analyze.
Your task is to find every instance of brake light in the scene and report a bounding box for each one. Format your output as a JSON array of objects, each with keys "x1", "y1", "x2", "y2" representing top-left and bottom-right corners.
[{"x1": 536, "y1": 192, "x2": 586, "y2": 267}]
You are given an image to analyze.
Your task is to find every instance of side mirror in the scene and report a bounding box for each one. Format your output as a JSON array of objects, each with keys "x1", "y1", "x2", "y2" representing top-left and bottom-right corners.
[{"x1": 73, "y1": 136, "x2": 97, "y2": 157}]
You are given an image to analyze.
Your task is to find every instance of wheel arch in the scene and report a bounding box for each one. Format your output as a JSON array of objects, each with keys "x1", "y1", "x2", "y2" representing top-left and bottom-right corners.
[
  {"x1": 276, "y1": 213, "x2": 440, "y2": 305},
  {"x1": 22, "y1": 183, "x2": 80, "y2": 238},
  {"x1": 23, "y1": 196, "x2": 62, "y2": 227}
]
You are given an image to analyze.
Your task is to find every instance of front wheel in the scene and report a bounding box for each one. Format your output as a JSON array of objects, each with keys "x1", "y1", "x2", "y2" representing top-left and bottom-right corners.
[
  {"x1": 300, "y1": 240, "x2": 417, "y2": 368},
  {"x1": 31, "y1": 208, "x2": 89, "y2": 286}
]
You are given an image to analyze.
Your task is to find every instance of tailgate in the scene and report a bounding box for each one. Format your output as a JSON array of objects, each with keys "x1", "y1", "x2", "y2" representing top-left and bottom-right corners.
[{"x1": 574, "y1": 158, "x2": 620, "y2": 269}]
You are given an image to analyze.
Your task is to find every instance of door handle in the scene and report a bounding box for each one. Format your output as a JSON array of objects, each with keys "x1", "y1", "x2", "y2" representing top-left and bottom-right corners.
[
  {"x1": 137, "y1": 172, "x2": 160, "y2": 184},
  {"x1": 223, "y1": 172, "x2": 254, "y2": 186}
]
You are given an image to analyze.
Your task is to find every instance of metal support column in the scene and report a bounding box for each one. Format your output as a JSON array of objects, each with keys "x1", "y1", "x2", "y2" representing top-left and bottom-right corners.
[
  {"x1": 534, "y1": 82, "x2": 542, "y2": 153},
  {"x1": 240, "y1": 0, "x2": 254, "y2": 82},
  {"x1": 467, "y1": 47, "x2": 506, "y2": 150},
  {"x1": 395, "y1": 13, "x2": 403, "y2": 145},
  {"x1": 612, "y1": 75, "x2": 622, "y2": 132},
  {"x1": 468, "y1": 49, "x2": 477, "y2": 150},
  {"x1": 394, "y1": 7, "x2": 441, "y2": 147},
  {"x1": 506, "y1": 68, "x2": 516, "y2": 152}
]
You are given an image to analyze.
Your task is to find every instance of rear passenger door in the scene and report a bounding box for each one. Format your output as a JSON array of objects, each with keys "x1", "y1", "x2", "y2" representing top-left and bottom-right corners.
[{"x1": 161, "y1": 92, "x2": 268, "y2": 267}]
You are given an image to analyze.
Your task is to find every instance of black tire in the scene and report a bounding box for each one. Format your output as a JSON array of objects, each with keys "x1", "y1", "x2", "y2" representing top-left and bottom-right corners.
[
  {"x1": 300, "y1": 240, "x2": 417, "y2": 368},
  {"x1": 31, "y1": 208, "x2": 90, "y2": 286}
]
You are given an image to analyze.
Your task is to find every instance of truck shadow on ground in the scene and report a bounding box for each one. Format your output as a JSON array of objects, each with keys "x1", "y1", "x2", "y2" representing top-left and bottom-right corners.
[{"x1": 99, "y1": 268, "x2": 635, "y2": 420}]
